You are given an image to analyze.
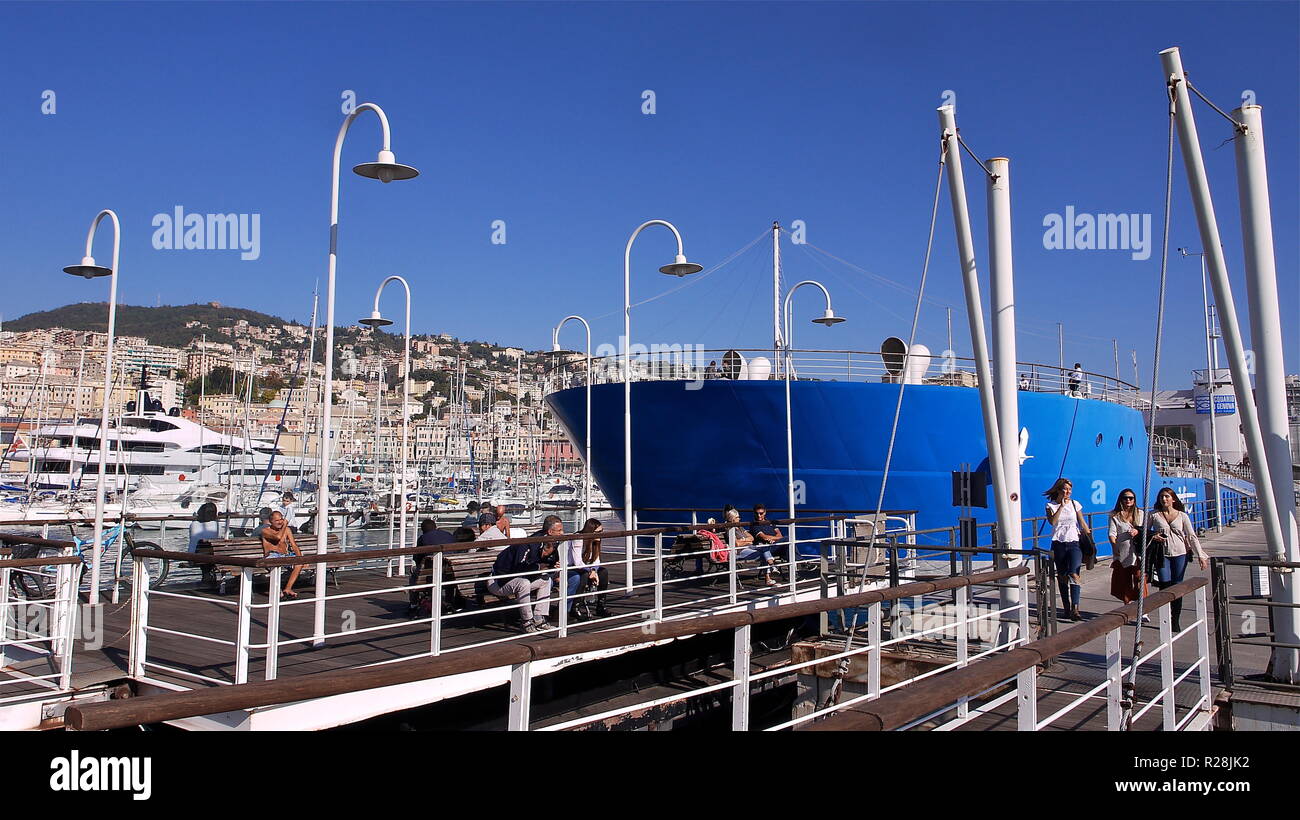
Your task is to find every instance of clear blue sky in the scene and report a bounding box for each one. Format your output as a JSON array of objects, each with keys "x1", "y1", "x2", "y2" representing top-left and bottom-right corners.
[{"x1": 1, "y1": 1, "x2": 1296, "y2": 384}]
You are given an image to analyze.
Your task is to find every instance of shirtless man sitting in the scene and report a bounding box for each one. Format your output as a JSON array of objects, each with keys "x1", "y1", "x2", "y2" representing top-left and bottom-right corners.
[{"x1": 261, "y1": 510, "x2": 304, "y2": 598}]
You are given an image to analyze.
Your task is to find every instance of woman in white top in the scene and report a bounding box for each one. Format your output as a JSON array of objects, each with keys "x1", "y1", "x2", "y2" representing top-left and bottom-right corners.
[
  {"x1": 1147, "y1": 487, "x2": 1208, "y2": 631},
  {"x1": 1044, "y1": 478, "x2": 1092, "y2": 622},
  {"x1": 566, "y1": 518, "x2": 609, "y2": 620},
  {"x1": 1107, "y1": 488, "x2": 1147, "y2": 606}
]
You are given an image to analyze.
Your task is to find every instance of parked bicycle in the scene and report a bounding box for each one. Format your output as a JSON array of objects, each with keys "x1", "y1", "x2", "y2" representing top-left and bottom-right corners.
[{"x1": 5, "y1": 524, "x2": 167, "y2": 600}]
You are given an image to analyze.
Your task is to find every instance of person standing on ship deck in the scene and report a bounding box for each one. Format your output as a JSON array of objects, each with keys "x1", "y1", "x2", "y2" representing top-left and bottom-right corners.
[
  {"x1": 1068, "y1": 363, "x2": 1083, "y2": 396},
  {"x1": 1045, "y1": 478, "x2": 1090, "y2": 621}
]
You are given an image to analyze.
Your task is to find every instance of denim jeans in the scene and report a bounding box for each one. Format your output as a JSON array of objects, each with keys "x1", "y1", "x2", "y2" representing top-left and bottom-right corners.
[
  {"x1": 566, "y1": 567, "x2": 608, "y2": 609},
  {"x1": 1052, "y1": 540, "x2": 1082, "y2": 610},
  {"x1": 1155, "y1": 553, "x2": 1190, "y2": 628}
]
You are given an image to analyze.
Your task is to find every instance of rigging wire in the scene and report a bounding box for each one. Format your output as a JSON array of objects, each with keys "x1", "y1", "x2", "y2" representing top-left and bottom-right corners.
[
  {"x1": 821, "y1": 136, "x2": 948, "y2": 712},
  {"x1": 1121, "y1": 71, "x2": 1179, "y2": 732}
]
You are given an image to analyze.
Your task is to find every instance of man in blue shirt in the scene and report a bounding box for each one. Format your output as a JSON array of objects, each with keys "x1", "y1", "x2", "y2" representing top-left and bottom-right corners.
[
  {"x1": 408, "y1": 519, "x2": 456, "y2": 614},
  {"x1": 487, "y1": 538, "x2": 557, "y2": 632}
]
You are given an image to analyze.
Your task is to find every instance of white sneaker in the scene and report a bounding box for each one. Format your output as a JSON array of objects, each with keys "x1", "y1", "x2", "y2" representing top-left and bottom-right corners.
[{"x1": 1141, "y1": 614, "x2": 1151, "y2": 623}]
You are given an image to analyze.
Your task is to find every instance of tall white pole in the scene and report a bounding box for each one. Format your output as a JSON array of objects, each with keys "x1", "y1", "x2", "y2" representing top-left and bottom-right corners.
[
  {"x1": 783, "y1": 280, "x2": 840, "y2": 595},
  {"x1": 316, "y1": 102, "x2": 407, "y2": 645},
  {"x1": 555, "y1": 316, "x2": 592, "y2": 524},
  {"x1": 1192, "y1": 253, "x2": 1223, "y2": 532},
  {"x1": 623, "y1": 219, "x2": 691, "y2": 592},
  {"x1": 76, "y1": 210, "x2": 121, "y2": 604},
  {"x1": 1232, "y1": 103, "x2": 1299, "y2": 683},
  {"x1": 937, "y1": 106, "x2": 1015, "y2": 549},
  {"x1": 772, "y1": 222, "x2": 783, "y2": 367},
  {"x1": 70, "y1": 350, "x2": 84, "y2": 491},
  {"x1": 987, "y1": 157, "x2": 1023, "y2": 637},
  {"x1": 1159, "y1": 48, "x2": 1287, "y2": 567}
]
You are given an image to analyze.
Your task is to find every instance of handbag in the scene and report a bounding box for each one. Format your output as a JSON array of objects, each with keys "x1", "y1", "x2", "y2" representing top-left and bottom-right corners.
[{"x1": 1079, "y1": 528, "x2": 1097, "y2": 570}]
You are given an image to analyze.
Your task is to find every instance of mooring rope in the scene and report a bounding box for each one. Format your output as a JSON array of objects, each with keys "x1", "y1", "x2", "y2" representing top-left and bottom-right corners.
[
  {"x1": 821, "y1": 136, "x2": 947, "y2": 711},
  {"x1": 1120, "y1": 71, "x2": 1179, "y2": 732}
]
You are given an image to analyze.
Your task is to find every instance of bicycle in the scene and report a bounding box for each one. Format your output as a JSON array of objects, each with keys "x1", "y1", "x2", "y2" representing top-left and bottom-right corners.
[{"x1": 7, "y1": 524, "x2": 168, "y2": 600}]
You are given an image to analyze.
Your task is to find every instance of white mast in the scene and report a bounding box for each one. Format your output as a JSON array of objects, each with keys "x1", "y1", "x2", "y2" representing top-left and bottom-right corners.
[
  {"x1": 772, "y1": 221, "x2": 783, "y2": 366},
  {"x1": 937, "y1": 104, "x2": 1015, "y2": 549},
  {"x1": 987, "y1": 156, "x2": 1023, "y2": 637},
  {"x1": 1159, "y1": 47, "x2": 1287, "y2": 566},
  {"x1": 1232, "y1": 102, "x2": 1299, "y2": 683}
]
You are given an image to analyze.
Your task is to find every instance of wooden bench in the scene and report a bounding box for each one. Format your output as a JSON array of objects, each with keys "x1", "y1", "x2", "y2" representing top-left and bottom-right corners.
[
  {"x1": 409, "y1": 547, "x2": 503, "y2": 606},
  {"x1": 196, "y1": 534, "x2": 343, "y2": 594}
]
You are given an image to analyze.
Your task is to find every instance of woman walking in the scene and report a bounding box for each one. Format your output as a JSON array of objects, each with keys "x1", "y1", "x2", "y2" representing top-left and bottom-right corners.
[
  {"x1": 1147, "y1": 487, "x2": 1209, "y2": 631},
  {"x1": 1044, "y1": 478, "x2": 1091, "y2": 621},
  {"x1": 1107, "y1": 488, "x2": 1149, "y2": 617}
]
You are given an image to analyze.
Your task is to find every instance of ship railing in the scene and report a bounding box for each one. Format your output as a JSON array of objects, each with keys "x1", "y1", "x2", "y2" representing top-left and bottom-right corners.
[
  {"x1": 122, "y1": 514, "x2": 856, "y2": 688},
  {"x1": 65, "y1": 566, "x2": 1030, "y2": 731},
  {"x1": 1209, "y1": 556, "x2": 1300, "y2": 692},
  {"x1": 804, "y1": 578, "x2": 1213, "y2": 731},
  {"x1": 544, "y1": 348, "x2": 1146, "y2": 409},
  {"x1": 0, "y1": 539, "x2": 83, "y2": 702}
]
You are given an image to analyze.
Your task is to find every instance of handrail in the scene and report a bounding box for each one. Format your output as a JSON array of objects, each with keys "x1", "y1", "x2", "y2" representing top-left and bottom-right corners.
[
  {"x1": 0, "y1": 533, "x2": 78, "y2": 550},
  {"x1": 804, "y1": 577, "x2": 1207, "y2": 731},
  {"x1": 65, "y1": 566, "x2": 1028, "y2": 730},
  {"x1": 0, "y1": 554, "x2": 84, "y2": 568},
  {"x1": 133, "y1": 514, "x2": 850, "y2": 568}
]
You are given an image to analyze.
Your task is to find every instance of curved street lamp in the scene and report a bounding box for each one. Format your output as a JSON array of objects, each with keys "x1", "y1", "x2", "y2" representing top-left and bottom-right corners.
[
  {"x1": 315, "y1": 103, "x2": 418, "y2": 644},
  {"x1": 782, "y1": 279, "x2": 845, "y2": 592},
  {"x1": 359, "y1": 275, "x2": 413, "y2": 574},
  {"x1": 622, "y1": 220, "x2": 702, "y2": 590},
  {"x1": 62, "y1": 209, "x2": 121, "y2": 603},
  {"x1": 551, "y1": 315, "x2": 592, "y2": 523}
]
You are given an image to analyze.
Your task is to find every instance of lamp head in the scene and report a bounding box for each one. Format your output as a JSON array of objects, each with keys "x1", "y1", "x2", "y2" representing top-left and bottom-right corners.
[
  {"x1": 659, "y1": 253, "x2": 703, "y2": 277},
  {"x1": 358, "y1": 310, "x2": 393, "y2": 328},
  {"x1": 812, "y1": 309, "x2": 845, "y2": 327},
  {"x1": 63, "y1": 255, "x2": 113, "y2": 279},
  {"x1": 353, "y1": 149, "x2": 420, "y2": 184}
]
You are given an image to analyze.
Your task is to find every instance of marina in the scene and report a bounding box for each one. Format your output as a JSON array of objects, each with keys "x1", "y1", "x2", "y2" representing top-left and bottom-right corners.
[{"x1": 1, "y1": 1, "x2": 1297, "y2": 750}]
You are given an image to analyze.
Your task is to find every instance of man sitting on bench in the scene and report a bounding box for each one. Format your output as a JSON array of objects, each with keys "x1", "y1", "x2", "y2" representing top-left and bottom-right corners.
[
  {"x1": 749, "y1": 504, "x2": 787, "y2": 582},
  {"x1": 486, "y1": 536, "x2": 557, "y2": 633},
  {"x1": 261, "y1": 511, "x2": 304, "y2": 599},
  {"x1": 408, "y1": 519, "x2": 455, "y2": 615}
]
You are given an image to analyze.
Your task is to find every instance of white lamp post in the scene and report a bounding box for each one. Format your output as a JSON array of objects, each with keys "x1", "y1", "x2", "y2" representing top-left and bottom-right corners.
[
  {"x1": 782, "y1": 280, "x2": 844, "y2": 590},
  {"x1": 315, "y1": 103, "x2": 418, "y2": 645},
  {"x1": 622, "y1": 220, "x2": 702, "y2": 590},
  {"x1": 551, "y1": 315, "x2": 592, "y2": 523},
  {"x1": 63, "y1": 209, "x2": 121, "y2": 603},
  {"x1": 359, "y1": 275, "x2": 412, "y2": 574}
]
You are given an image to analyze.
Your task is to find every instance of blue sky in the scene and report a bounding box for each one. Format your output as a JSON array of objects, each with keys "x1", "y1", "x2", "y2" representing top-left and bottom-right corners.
[{"x1": 1, "y1": 1, "x2": 1296, "y2": 384}]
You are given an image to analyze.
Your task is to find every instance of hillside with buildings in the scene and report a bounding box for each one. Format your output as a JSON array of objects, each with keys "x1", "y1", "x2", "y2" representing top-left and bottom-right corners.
[{"x1": 0, "y1": 303, "x2": 582, "y2": 475}]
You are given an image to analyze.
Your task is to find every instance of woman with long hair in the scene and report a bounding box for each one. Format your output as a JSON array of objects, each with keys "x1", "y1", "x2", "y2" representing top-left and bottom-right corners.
[
  {"x1": 1044, "y1": 478, "x2": 1091, "y2": 621},
  {"x1": 1147, "y1": 487, "x2": 1208, "y2": 631},
  {"x1": 568, "y1": 518, "x2": 610, "y2": 620},
  {"x1": 1107, "y1": 488, "x2": 1148, "y2": 612}
]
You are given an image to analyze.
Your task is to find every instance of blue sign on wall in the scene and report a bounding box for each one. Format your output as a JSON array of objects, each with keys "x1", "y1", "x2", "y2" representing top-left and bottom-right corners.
[{"x1": 1195, "y1": 394, "x2": 1236, "y2": 415}]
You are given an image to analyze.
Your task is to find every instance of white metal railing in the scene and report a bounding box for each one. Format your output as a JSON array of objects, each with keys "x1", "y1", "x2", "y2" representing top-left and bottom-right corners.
[
  {"x1": 0, "y1": 553, "x2": 82, "y2": 702},
  {"x1": 545, "y1": 349, "x2": 1147, "y2": 410},
  {"x1": 126, "y1": 516, "x2": 854, "y2": 689},
  {"x1": 531, "y1": 568, "x2": 1031, "y2": 731}
]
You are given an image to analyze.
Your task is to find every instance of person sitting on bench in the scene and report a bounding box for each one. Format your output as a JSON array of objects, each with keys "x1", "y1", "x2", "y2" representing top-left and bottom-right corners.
[
  {"x1": 261, "y1": 511, "x2": 304, "y2": 599},
  {"x1": 565, "y1": 518, "x2": 610, "y2": 620},
  {"x1": 748, "y1": 504, "x2": 786, "y2": 584},
  {"x1": 408, "y1": 518, "x2": 455, "y2": 614},
  {"x1": 487, "y1": 537, "x2": 557, "y2": 633}
]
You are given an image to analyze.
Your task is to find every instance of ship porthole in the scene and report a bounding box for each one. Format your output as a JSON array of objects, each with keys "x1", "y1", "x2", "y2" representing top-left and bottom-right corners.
[
  {"x1": 1129, "y1": 438, "x2": 1134, "y2": 450},
  {"x1": 1117, "y1": 436, "x2": 1125, "y2": 449},
  {"x1": 1095, "y1": 433, "x2": 1103, "y2": 446}
]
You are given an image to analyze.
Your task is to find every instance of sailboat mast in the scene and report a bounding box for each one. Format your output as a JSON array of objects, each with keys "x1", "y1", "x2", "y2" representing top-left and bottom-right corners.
[{"x1": 772, "y1": 221, "x2": 783, "y2": 366}]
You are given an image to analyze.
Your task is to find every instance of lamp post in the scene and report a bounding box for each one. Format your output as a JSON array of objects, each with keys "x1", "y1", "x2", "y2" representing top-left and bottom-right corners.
[
  {"x1": 359, "y1": 275, "x2": 413, "y2": 573},
  {"x1": 782, "y1": 280, "x2": 844, "y2": 591},
  {"x1": 63, "y1": 209, "x2": 121, "y2": 603},
  {"x1": 1179, "y1": 248, "x2": 1222, "y2": 532},
  {"x1": 622, "y1": 220, "x2": 702, "y2": 590},
  {"x1": 315, "y1": 103, "x2": 418, "y2": 646},
  {"x1": 551, "y1": 315, "x2": 592, "y2": 522}
]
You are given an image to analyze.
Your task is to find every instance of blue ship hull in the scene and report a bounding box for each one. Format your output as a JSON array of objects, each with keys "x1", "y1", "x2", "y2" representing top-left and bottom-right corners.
[{"x1": 545, "y1": 380, "x2": 1216, "y2": 553}]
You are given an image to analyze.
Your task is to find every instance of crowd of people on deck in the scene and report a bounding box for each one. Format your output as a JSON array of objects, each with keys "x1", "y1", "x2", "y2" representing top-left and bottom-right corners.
[{"x1": 399, "y1": 501, "x2": 790, "y2": 633}]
